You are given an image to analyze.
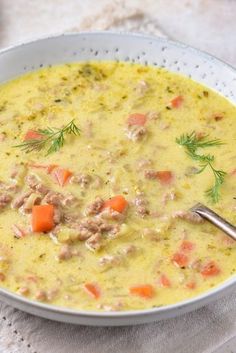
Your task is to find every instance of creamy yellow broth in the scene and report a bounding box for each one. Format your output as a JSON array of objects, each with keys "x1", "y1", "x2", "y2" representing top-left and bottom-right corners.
[{"x1": 0, "y1": 61, "x2": 235, "y2": 311}]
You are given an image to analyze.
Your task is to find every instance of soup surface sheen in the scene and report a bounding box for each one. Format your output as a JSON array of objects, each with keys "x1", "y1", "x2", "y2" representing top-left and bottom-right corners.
[{"x1": 0, "y1": 61, "x2": 235, "y2": 311}]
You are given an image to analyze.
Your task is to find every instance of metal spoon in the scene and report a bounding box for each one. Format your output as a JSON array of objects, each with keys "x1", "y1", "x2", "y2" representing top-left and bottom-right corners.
[{"x1": 190, "y1": 203, "x2": 236, "y2": 241}]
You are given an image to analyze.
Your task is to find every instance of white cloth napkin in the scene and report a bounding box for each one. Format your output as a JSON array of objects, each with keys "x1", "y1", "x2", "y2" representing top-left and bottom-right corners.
[
  {"x1": 0, "y1": 1, "x2": 236, "y2": 352},
  {"x1": 1, "y1": 292, "x2": 236, "y2": 353}
]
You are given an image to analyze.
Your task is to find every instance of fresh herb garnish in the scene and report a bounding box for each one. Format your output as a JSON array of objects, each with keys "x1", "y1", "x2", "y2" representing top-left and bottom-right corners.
[
  {"x1": 15, "y1": 119, "x2": 80, "y2": 155},
  {"x1": 176, "y1": 131, "x2": 226, "y2": 203}
]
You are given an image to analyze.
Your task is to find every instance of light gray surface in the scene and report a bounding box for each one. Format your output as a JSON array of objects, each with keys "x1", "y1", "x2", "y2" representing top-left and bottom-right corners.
[{"x1": 0, "y1": 0, "x2": 236, "y2": 66}]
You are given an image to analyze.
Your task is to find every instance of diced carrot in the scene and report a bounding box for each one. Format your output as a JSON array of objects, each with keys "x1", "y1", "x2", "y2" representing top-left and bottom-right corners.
[
  {"x1": 51, "y1": 167, "x2": 72, "y2": 186},
  {"x1": 47, "y1": 164, "x2": 58, "y2": 174},
  {"x1": 24, "y1": 130, "x2": 43, "y2": 141},
  {"x1": 32, "y1": 204, "x2": 55, "y2": 233},
  {"x1": 129, "y1": 284, "x2": 155, "y2": 299},
  {"x1": 172, "y1": 252, "x2": 189, "y2": 268},
  {"x1": 156, "y1": 171, "x2": 173, "y2": 185},
  {"x1": 83, "y1": 283, "x2": 101, "y2": 299},
  {"x1": 186, "y1": 281, "x2": 196, "y2": 289},
  {"x1": 160, "y1": 274, "x2": 171, "y2": 288},
  {"x1": 170, "y1": 95, "x2": 184, "y2": 108},
  {"x1": 201, "y1": 261, "x2": 220, "y2": 277},
  {"x1": 180, "y1": 240, "x2": 195, "y2": 252},
  {"x1": 127, "y1": 113, "x2": 147, "y2": 126},
  {"x1": 103, "y1": 195, "x2": 128, "y2": 213}
]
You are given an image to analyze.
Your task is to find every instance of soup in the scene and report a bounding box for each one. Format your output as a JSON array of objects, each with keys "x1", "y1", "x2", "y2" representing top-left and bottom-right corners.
[{"x1": 0, "y1": 61, "x2": 235, "y2": 311}]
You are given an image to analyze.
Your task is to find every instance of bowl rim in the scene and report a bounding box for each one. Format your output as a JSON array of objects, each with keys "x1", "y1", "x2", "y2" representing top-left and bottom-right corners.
[{"x1": 0, "y1": 31, "x2": 235, "y2": 319}]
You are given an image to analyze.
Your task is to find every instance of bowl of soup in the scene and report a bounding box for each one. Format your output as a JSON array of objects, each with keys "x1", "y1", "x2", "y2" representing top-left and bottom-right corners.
[{"x1": 0, "y1": 32, "x2": 235, "y2": 326}]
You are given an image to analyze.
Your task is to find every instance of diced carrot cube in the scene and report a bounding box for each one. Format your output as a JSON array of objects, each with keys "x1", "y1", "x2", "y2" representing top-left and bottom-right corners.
[
  {"x1": 129, "y1": 284, "x2": 155, "y2": 299},
  {"x1": 186, "y1": 281, "x2": 196, "y2": 289},
  {"x1": 201, "y1": 261, "x2": 220, "y2": 277},
  {"x1": 170, "y1": 95, "x2": 184, "y2": 108},
  {"x1": 180, "y1": 240, "x2": 195, "y2": 252},
  {"x1": 24, "y1": 130, "x2": 43, "y2": 141},
  {"x1": 160, "y1": 274, "x2": 171, "y2": 288},
  {"x1": 32, "y1": 204, "x2": 55, "y2": 233},
  {"x1": 103, "y1": 195, "x2": 128, "y2": 213},
  {"x1": 156, "y1": 171, "x2": 173, "y2": 185},
  {"x1": 83, "y1": 283, "x2": 101, "y2": 299},
  {"x1": 51, "y1": 167, "x2": 72, "y2": 186},
  {"x1": 127, "y1": 113, "x2": 147, "y2": 126},
  {"x1": 172, "y1": 252, "x2": 189, "y2": 268}
]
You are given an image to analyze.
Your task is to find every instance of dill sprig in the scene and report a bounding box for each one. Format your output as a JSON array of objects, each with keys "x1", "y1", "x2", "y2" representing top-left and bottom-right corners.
[
  {"x1": 176, "y1": 131, "x2": 226, "y2": 203},
  {"x1": 15, "y1": 119, "x2": 80, "y2": 155}
]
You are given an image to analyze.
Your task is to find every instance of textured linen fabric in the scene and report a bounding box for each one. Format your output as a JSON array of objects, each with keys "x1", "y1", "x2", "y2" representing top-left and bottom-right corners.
[
  {"x1": 0, "y1": 1, "x2": 236, "y2": 352},
  {"x1": 0, "y1": 293, "x2": 236, "y2": 353}
]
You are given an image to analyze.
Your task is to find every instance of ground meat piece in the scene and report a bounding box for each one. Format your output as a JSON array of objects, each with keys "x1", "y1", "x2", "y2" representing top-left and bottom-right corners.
[
  {"x1": 18, "y1": 287, "x2": 29, "y2": 295},
  {"x1": 25, "y1": 174, "x2": 49, "y2": 195},
  {"x1": 47, "y1": 288, "x2": 59, "y2": 301},
  {"x1": 98, "y1": 208, "x2": 124, "y2": 221},
  {"x1": 43, "y1": 191, "x2": 63, "y2": 206},
  {"x1": 189, "y1": 259, "x2": 202, "y2": 271},
  {"x1": 70, "y1": 173, "x2": 92, "y2": 188},
  {"x1": 61, "y1": 193, "x2": 80, "y2": 208},
  {"x1": 173, "y1": 210, "x2": 204, "y2": 224},
  {"x1": 99, "y1": 254, "x2": 122, "y2": 266},
  {"x1": 100, "y1": 223, "x2": 120, "y2": 237},
  {"x1": 144, "y1": 170, "x2": 158, "y2": 180},
  {"x1": 0, "y1": 194, "x2": 12, "y2": 208},
  {"x1": 136, "y1": 158, "x2": 152, "y2": 171},
  {"x1": 162, "y1": 190, "x2": 177, "y2": 205},
  {"x1": 0, "y1": 181, "x2": 18, "y2": 193},
  {"x1": 133, "y1": 195, "x2": 149, "y2": 217},
  {"x1": 121, "y1": 244, "x2": 136, "y2": 255},
  {"x1": 125, "y1": 125, "x2": 146, "y2": 142},
  {"x1": 53, "y1": 208, "x2": 62, "y2": 224},
  {"x1": 97, "y1": 302, "x2": 123, "y2": 311},
  {"x1": 64, "y1": 213, "x2": 81, "y2": 224},
  {"x1": 77, "y1": 218, "x2": 101, "y2": 240},
  {"x1": 25, "y1": 174, "x2": 40, "y2": 189},
  {"x1": 11, "y1": 191, "x2": 32, "y2": 209},
  {"x1": 147, "y1": 111, "x2": 160, "y2": 120},
  {"x1": 85, "y1": 233, "x2": 102, "y2": 251},
  {"x1": 35, "y1": 183, "x2": 49, "y2": 195},
  {"x1": 35, "y1": 290, "x2": 47, "y2": 301},
  {"x1": 85, "y1": 197, "x2": 104, "y2": 216},
  {"x1": 76, "y1": 217, "x2": 120, "y2": 241},
  {"x1": 58, "y1": 244, "x2": 72, "y2": 260}
]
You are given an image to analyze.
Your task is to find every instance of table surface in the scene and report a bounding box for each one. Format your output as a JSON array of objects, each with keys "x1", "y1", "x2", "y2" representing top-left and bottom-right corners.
[
  {"x1": 0, "y1": 0, "x2": 236, "y2": 67},
  {"x1": 0, "y1": 1, "x2": 235, "y2": 352}
]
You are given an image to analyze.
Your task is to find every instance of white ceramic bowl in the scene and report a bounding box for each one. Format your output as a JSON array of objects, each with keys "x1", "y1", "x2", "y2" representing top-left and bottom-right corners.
[{"x1": 0, "y1": 32, "x2": 235, "y2": 326}]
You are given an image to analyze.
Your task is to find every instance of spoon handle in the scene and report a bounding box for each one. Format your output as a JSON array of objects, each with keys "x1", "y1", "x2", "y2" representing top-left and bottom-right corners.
[{"x1": 190, "y1": 203, "x2": 236, "y2": 241}]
